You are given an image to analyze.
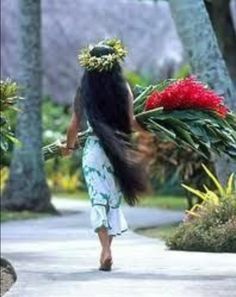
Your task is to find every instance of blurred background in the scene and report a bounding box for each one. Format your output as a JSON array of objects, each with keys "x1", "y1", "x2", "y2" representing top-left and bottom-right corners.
[
  {"x1": 2, "y1": 0, "x2": 184, "y2": 103},
  {"x1": 1, "y1": 0, "x2": 236, "y2": 215}
]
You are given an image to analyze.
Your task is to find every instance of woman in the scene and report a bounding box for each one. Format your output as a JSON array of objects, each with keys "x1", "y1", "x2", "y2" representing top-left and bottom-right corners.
[{"x1": 61, "y1": 39, "x2": 148, "y2": 271}]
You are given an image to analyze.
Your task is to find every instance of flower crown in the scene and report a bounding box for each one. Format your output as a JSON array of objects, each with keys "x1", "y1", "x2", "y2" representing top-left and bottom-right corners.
[{"x1": 78, "y1": 39, "x2": 127, "y2": 72}]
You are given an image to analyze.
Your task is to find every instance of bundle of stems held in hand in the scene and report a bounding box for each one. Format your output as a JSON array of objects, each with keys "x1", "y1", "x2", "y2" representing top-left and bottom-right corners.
[{"x1": 42, "y1": 129, "x2": 89, "y2": 161}]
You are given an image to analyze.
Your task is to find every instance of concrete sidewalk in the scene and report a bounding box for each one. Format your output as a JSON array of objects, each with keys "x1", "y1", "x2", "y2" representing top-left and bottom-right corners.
[{"x1": 1, "y1": 198, "x2": 236, "y2": 297}]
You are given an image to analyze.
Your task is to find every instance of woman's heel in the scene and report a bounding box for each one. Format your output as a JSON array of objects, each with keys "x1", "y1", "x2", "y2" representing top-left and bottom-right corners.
[{"x1": 99, "y1": 257, "x2": 113, "y2": 271}]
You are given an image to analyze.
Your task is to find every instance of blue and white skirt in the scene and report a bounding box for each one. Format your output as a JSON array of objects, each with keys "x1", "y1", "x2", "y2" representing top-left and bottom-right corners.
[{"x1": 82, "y1": 132, "x2": 128, "y2": 236}]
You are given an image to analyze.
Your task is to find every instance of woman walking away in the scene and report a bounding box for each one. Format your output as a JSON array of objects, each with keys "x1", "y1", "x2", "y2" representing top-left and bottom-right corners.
[{"x1": 61, "y1": 39, "x2": 148, "y2": 271}]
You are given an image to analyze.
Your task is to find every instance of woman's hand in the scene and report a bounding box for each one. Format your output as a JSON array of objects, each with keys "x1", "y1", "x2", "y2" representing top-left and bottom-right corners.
[{"x1": 59, "y1": 143, "x2": 74, "y2": 157}]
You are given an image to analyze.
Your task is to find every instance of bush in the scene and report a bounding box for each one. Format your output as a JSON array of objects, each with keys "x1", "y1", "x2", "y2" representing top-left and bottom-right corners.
[
  {"x1": 167, "y1": 165, "x2": 236, "y2": 252},
  {"x1": 125, "y1": 71, "x2": 152, "y2": 89},
  {"x1": 42, "y1": 96, "x2": 71, "y2": 145},
  {"x1": 0, "y1": 167, "x2": 9, "y2": 193},
  {"x1": 0, "y1": 79, "x2": 21, "y2": 156},
  {"x1": 45, "y1": 150, "x2": 86, "y2": 193}
]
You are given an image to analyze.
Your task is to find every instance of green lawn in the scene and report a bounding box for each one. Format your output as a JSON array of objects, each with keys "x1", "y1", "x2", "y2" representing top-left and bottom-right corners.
[
  {"x1": 137, "y1": 195, "x2": 187, "y2": 210},
  {"x1": 135, "y1": 223, "x2": 179, "y2": 241},
  {"x1": 55, "y1": 191, "x2": 187, "y2": 211},
  {"x1": 53, "y1": 191, "x2": 89, "y2": 200},
  {"x1": 1, "y1": 211, "x2": 51, "y2": 223}
]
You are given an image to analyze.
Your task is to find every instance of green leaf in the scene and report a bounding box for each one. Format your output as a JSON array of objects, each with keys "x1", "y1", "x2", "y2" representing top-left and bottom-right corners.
[
  {"x1": 173, "y1": 126, "x2": 199, "y2": 148},
  {"x1": 135, "y1": 107, "x2": 163, "y2": 120},
  {"x1": 148, "y1": 119, "x2": 176, "y2": 139},
  {"x1": 201, "y1": 164, "x2": 225, "y2": 196},
  {"x1": 5, "y1": 133, "x2": 21, "y2": 145},
  {"x1": 0, "y1": 134, "x2": 9, "y2": 152},
  {"x1": 133, "y1": 85, "x2": 155, "y2": 106}
]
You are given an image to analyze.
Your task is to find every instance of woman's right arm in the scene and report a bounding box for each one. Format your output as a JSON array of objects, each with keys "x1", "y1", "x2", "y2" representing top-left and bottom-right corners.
[
  {"x1": 60, "y1": 111, "x2": 80, "y2": 156},
  {"x1": 66, "y1": 111, "x2": 80, "y2": 149},
  {"x1": 61, "y1": 87, "x2": 81, "y2": 156}
]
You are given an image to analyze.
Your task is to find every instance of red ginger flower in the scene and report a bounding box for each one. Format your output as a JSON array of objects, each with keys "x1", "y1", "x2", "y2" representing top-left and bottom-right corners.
[{"x1": 145, "y1": 77, "x2": 228, "y2": 118}]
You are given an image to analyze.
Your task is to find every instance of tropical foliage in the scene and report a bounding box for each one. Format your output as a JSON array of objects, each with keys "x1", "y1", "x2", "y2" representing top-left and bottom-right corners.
[
  {"x1": 135, "y1": 78, "x2": 236, "y2": 159},
  {"x1": 146, "y1": 138, "x2": 215, "y2": 205},
  {"x1": 0, "y1": 79, "x2": 21, "y2": 153},
  {"x1": 42, "y1": 97, "x2": 71, "y2": 145},
  {"x1": 167, "y1": 165, "x2": 236, "y2": 252},
  {"x1": 0, "y1": 167, "x2": 9, "y2": 193}
]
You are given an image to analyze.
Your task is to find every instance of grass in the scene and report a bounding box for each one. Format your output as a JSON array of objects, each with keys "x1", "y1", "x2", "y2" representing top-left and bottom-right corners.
[
  {"x1": 53, "y1": 191, "x2": 89, "y2": 200},
  {"x1": 1, "y1": 211, "x2": 51, "y2": 223},
  {"x1": 137, "y1": 195, "x2": 187, "y2": 210},
  {"x1": 135, "y1": 223, "x2": 180, "y2": 241},
  {"x1": 55, "y1": 191, "x2": 187, "y2": 210}
]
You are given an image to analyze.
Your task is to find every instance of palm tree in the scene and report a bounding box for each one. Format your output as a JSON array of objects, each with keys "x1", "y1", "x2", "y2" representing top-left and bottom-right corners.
[
  {"x1": 168, "y1": 0, "x2": 236, "y2": 182},
  {"x1": 169, "y1": 0, "x2": 235, "y2": 109},
  {"x1": 2, "y1": 0, "x2": 54, "y2": 212},
  {"x1": 205, "y1": 0, "x2": 236, "y2": 86}
]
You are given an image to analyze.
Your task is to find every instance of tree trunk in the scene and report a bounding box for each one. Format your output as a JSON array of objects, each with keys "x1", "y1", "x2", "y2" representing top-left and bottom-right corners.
[
  {"x1": 169, "y1": 0, "x2": 236, "y2": 183},
  {"x1": 2, "y1": 0, "x2": 55, "y2": 212},
  {"x1": 205, "y1": 0, "x2": 236, "y2": 86}
]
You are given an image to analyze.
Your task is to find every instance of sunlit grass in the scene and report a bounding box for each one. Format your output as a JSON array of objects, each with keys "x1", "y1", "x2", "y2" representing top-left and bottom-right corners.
[
  {"x1": 137, "y1": 195, "x2": 187, "y2": 210},
  {"x1": 136, "y1": 223, "x2": 180, "y2": 241},
  {"x1": 55, "y1": 191, "x2": 187, "y2": 210},
  {"x1": 1, "y1": 211, "x2": 51, "y2": 223},
  {"x1": 53, "y1": 191, "x2": 89, "y2": 200}
]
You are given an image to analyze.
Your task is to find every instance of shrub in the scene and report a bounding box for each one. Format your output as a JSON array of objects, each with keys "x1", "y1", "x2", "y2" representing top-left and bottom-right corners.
[
  {"x1": 47, "y1": 171, "x2": 80, "y2": 193},
  {"x1": 45, "y1": 148, "x2": 86, "y2": 193},
  {"x1": 0, "y1": 167, "x2": 9, "y2": 193},
  {"x1": 167, "y1": 165, "x2": 236, "y2": 252},
  {"x1": 0, "y1": 79, "x2": 21, "y2": 155},
  {"x1": 42, "y1": 96, "x2": 71, "y2": 145}
]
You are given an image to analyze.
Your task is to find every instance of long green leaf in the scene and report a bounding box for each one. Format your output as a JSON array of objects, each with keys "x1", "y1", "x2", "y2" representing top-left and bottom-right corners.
[
  {"x1": 201, "y1": 164, "x2": 225, "y2": 196},
  {"x1": 135, "y1": 107, "x2": 163, "y2": 120},
  {"x1": 148, "y1": 119, "x2": 176, "y2": 139}
]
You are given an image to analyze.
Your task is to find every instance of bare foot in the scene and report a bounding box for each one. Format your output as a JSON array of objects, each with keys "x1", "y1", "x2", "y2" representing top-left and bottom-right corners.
[{"x1": 99, "y1": 249, "x2": 113, "y2": 271}]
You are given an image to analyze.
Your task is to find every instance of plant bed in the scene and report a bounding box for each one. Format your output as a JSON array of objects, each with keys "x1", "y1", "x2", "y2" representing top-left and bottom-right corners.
[{"x1": 167, "y1": 166, "x2": 236, "y2": 253}]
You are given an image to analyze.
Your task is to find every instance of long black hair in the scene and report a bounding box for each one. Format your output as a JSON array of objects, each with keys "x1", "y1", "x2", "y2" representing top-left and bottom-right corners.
[{"x1": 75, "y1": 45, "x2": 147, "y2": 206}]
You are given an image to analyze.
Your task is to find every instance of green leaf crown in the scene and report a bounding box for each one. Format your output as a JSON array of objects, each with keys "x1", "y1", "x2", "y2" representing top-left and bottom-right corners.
[{"x1": 78, "y1": 38, "x2": 127, "y2": 72}]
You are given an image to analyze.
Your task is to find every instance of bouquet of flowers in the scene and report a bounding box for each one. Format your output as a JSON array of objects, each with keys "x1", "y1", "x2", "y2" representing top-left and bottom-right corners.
[
  {"x1": 134, "y1": 77, "x2": 236, "y2": 159},
  {"x1": 43, "y1": 77, "x2": 236, "y2": 160}
]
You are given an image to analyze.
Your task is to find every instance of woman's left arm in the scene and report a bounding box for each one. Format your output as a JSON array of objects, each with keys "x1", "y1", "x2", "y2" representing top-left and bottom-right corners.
[{"x1": 127, "y1": 83, "x2": 147, "y2": 134}]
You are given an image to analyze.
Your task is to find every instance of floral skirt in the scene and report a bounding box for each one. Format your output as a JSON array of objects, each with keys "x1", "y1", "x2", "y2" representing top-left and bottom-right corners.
[{"x1": 82, "y1": 134, "x2": 128, "y2": 236}]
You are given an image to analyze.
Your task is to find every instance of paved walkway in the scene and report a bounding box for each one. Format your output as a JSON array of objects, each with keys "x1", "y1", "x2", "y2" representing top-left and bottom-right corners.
[{"x1": 1, "y1": 198, "x2": 236, "y2": 297}]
